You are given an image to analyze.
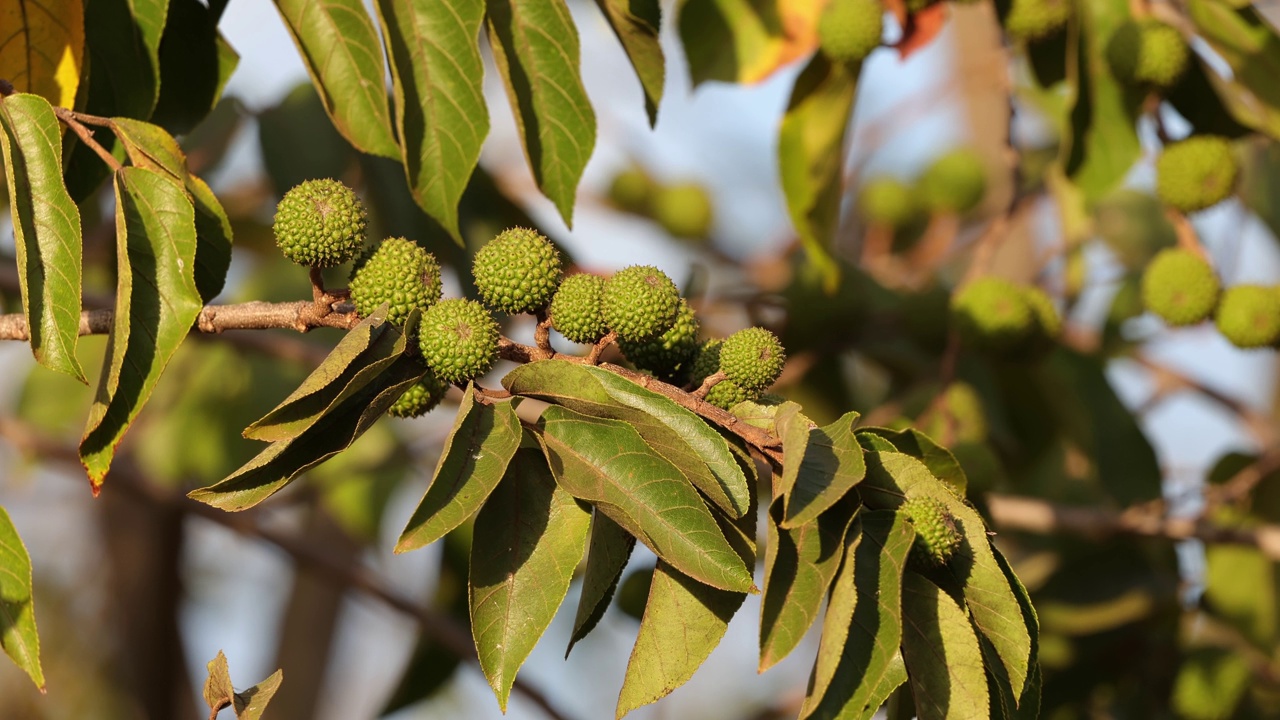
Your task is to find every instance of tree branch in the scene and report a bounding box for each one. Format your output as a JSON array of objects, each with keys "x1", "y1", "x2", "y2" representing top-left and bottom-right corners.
[{"x1": 0, "y1": 301, "x2": 361, "y2": 340}]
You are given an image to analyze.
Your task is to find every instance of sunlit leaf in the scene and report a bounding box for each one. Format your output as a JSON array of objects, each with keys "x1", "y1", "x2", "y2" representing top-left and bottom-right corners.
[
  {"x1": 781, "y1": 410, "x2": 866, "y2": 528},
  {"x1": 594, "y1": 0, "x2": 664, "y2": 125},
  {"x1": 0, "y1": 506, "x2": 42, "y2": 691},
  {"x1": 900, "y1": 572, "x2": 990, "y2": 720},
  {"x1": 1171, "y1": 647, "x2": 1250, "y2": 720},
  {"x1": 0, "y1": 93, "x2": 84, "y2": 381},
  {"x1": 203, "y1": 650, "x2": 284, "y2": 720},
  {"x1": 858, "y1": 426, "x2": 964, "y2": 496},
  {"x1": 676, "y1": 0, "x2": 822, "y2": 86},
  {"x1": 0, "y1": 0, "x2": 84, "y2": 107}
]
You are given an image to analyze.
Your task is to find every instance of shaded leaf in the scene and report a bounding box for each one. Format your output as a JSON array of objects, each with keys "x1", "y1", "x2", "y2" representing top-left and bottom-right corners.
[
  {"x1": 258, "y1": 82, "x2": 357, "y2": 196},
  {"x1": 187, "y1": 354, "x2": 425, "y2": 510},
  {"x1": 759, "y1": 500, "x2": 849, "y2": 672},
  {"x1": 0, "y1": 506, "x2": 42, "y2": 690},
  {"x1": 272, "y1": 0, "x2": 399, "y2": 158},
  {"x1": 1188, "y1": 0, "x2": 1280, "y2": 141},
  {"x1": 538, "y1": 405, "x2": 754, "y2": 592},
  {"x1": 859, "y1": 451, "x2": 1032, "y2": 698},
  {"x1": 676, "y1": 0, "x2": 821, "y2": 86},
  {"x1": 80, "y1": 167, "x2": 202, "y2": 491},
  {"x1": 778, "y1": 52, "x2": 856, "y2": 286},
  {"x1": 782, "y1": 410, "x2": 866, "y2": 528},
  {"x1": 594, "y1": 0, "x2": 664, "y2": 125},
  {"x1": 0, "y1": 93, "x2": 84, "y2": 381},
  {"x1": 374, "y1": 0, "x2": 488, "y2": 241},
  {"x1": 802, "y1": 510, "x2": 914, "y2": 720},
  {"x1": 81, "y1": 0, "x2": 167, "y2": 119},
  {"x1": 505, "y1": 360, "x2": 750, "y2": 518},
  {"x1": 486, "y1": 0, "x2": 596, "y2": 226},
  {"x1": 0, "y1": 0, "x2": 84, "y2": 107},
  {"x1": 471, "y1": 448, "x2": 592, "y2": 710},
  {"x1": 859, "y1": 426, "x2": 965, "y2": 496},
  {"x1": 395, "y1": 389, "x2": 523, "y2": 552},
  {"x1": 152, "y1": 0, "x2": 239, "y2": 134},
  {"x1": 900, "y1": 572, "x2": 989, "y2": 720},
  {"x1": 1164, "y1": 57, "x2": 1253, "y2": 139},
  {"x1": 568, "y1": 511, "x2": 636, "y2": 656}
]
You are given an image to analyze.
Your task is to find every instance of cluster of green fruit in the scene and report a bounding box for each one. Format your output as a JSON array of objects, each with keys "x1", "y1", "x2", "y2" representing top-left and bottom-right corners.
[
  {"x1": 950, "y1": 277, "x2": 1062, "y2": 357},
  {"x1": 271, "y1": 179, "x2": 789, "y2": 417},
  {"x1": 607, "y1": 166, "x2": 715, "y2": 240},
  {"x1": 860, "y1": 148, "x2": 989, "y2": 230},
  {"x1": 1141, "y1": 248, "x2": 1280, "y2": 348}
]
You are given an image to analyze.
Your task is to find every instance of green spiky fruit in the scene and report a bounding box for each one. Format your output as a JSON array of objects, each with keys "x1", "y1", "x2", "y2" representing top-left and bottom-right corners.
[
  {"x1": 951, "y1": 277, "x2": 1036, "y2": 352},
  {"x1": 417, "y1": 299, "x2": 500, "y2": 384},
  {"x1": 719, "y1": 327, "x2": 786, "y2": 392},
  {"x1": 272, "y1": 178, "x2": 368, "y2": 267},
  {"x1": 549, "y1": 273, "x2": 608, "y2": 344},
  {"x1": 920, "y1": 383, "x2": 988, "y2": 444},
  {"x1": 818, "y1": 0, "x2": 884, "y2": 64},
  {"x1": 348, "y1": 237, "x2": 443, "y2": 324},
  {"x1": 609, "y1": 167, "x2": 656, "y2": 214},
  {"x1": 1215, "y1": 285, "x2": 1280, "y2": 348},
  {"x1": 1004, "y1": 0, "x2": 1071, "y2": 41},
  {"x1": 619, "y1": 299, "x2": 700, "y2": 381},
  {"x1": 602, "y1": 265, "x2": 681, "y2": 342},
  {"x1": 1141, "y1": 248, "x2": 1219, "y2": 326},
  {"x1": 388, "y1": 373, "x2": 450, "y2": 418},
  {"x1": 860, "y1": 177, "x2": 918, "y2": 229},
  {"x1": 653, "y1": 183, "x2": 714, "y2": 240},
  {"x1": 919, "y1": 149, "x2": 988, "y2": 215},
  {"x1": 1107, "y1": 19, "x2": 1190, "y2": 90},
  {"x1": 899, "y1": 496, "x2": 962, "y2": 565},
  {"x1": 1156, "y1": 136, "x2": 1239, "y2": 213},
  {"x1": 689, "y1": 339, "x2": 723, "y2": 385},
  {"x1": 473, "y1": 227, "x2": 563, "y2": 314},
  {"x1": 706, "y1": 379, "x2": 756, "y2": 410}
]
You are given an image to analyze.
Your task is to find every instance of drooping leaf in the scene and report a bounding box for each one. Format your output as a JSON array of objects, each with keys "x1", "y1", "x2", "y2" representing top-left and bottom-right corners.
[
  {"x1": 486, "y1": 0, "x2": 596, "y2": 226},
  {"x1": 471, "y1": 448, "x2": 592, "y2": 711},
  {"x1": 759, "y1": 501, "x2": 849, "y2": 672},
  {"x1": 187, "y1": 355, "x2": 426, "y2": 510},
  {"x1": 782, "y1": 410, "x2": 866, "y2": 528},
  {"x1": 777, "y1": 52, "x2": 857, "y2": 286},
  {"x1": 0, "y1": 506, "x2": 42, "y2": 691},
  {"x1": 538, "y1": 405, "x2": 754, "y2": 593},
  {"x1": 593, "y1": 0, "x2": 664, "y2": 125},
  {"x1": 395, "y1": 389, "x2": 523, "y2": 552},
  {"x1": 80, "y1": 167, "x2": 202, "y2": 491},
  {"x1": 373, "y1": 0, "x2": 488, "y2": 241},
  {"x1": 272, "y1": 0, "x2": 399, "y2": 158},
  {"x1": 568, "y1": 511, "x2": 636, "y2": 656},
  {"x1": 900, "y1": 572, "x2": 990, "y2": 720},
  {"x1": 81, "y1": 0, "x2": 168, "y2": 119},
  {"x1": 0, "y1": 0, "x2": 84, "y2": 107},
  {"x1": 203, "y1": 650, "x2": 284, "y2": 720},
  {"x1": 151, "y1": 0, "x2": 239, "y2": 134},
  {"x1": 1188, "y1": 0, "x2": 1280, "y2": 141},
  {"x1": 505, "y1": 360, "x2": 751, "y2": 518},
  {"x1": 676, "y1": 0, "x2": 821, "y2": 86},
  {"x1": 802, "y1": 510, "x2": 914, "y2": 720},
  {"x1": 616, "y1": 497, "x2": 755, "y2": 718},
  {"x1": 243, "y1": 308, "x2": 397, "y2": 442},
  {"x1": 859, "y1": 451, "x2": 1032, "y2": 698},
  {"x1": 0, "y1": 93, "x2": 84, "y2": 381},
  {"x1": 1060, "y1": 0, "x2": 1143, "y2": 203}
]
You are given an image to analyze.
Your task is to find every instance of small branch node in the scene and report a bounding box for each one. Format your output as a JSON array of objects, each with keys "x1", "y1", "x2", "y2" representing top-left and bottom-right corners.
[
  {"x1": 693, "y1": 371, "x2": 727, "y2": 399},
  {"x1": 587, "y1": 331, "x2": 617, "y2": 365}
]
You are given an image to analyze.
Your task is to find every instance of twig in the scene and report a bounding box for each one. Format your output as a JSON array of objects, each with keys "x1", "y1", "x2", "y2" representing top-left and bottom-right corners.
[
  {"x1": 0, "y1": 417, "x2": 577, "y2": 720},
  {"x1": 586, "y1": 331, "x2": 616, "y2": 366},
  {"x1": 0, "y1": 300, "x2": 361, "y2": 340},
  {"x1": 692, "y1": 371, "x2": 727, "y2": 399},
  {"x1": 533, "y1": 310, "x2": 554, "y2": 358},
  {"x1": 50, "y1": 106, "x2": 123, "y2": 171}
]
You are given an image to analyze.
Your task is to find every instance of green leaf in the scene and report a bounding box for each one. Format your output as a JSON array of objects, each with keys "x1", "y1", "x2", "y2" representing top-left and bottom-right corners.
[
  {"x1": 777, "y1": 52, "x2": 856, "y2": 285},
  {"x1": 0, "y1": 93, "x2": 85, "y2": 382},
  {"x1": 1172, "y1": 647, "x2": 1250, "y2": 720},
  {"x1": 858, "y1": 427, "x2": 965, "y2": 496},
  {"x1": 203, "y1": 650, "x2": 284, "y2": 720},
  {"x1": 859, "y1": 451, "x2": 1032, "y2": 698},
  {"x1": 0, "y1": 506, "x2": 43, "y2": 691},
  {"x1": 900, "y1": 572, "x2": 990, "y2": 720},
  {"x1": 616, "y1": 505, "x2": 754, "y2": 718},
  {"x1": 471, "y1": 448, "x2": 592, "y2": 711},
  {"x1": 242, "y1": 308, "x2": 399, "y2": 442},
  {"x1": 257, "y1": 82, "x2": 358, "y2": 196},
  {"x1": 1164, "y1": 58, "x2": 1254, "y2": 139},
  {"x1": 675, "y1": 0, "x2": 792, "y2": 86},
  {"x1": 373, "y1": 0, "x2": 489, "y2": 241},
  {"x1": 486, "y1": 0, "x2": 596, "y2": 226},
  {"x1": 187, "y1": 354, "x2": 425, "y2": 510},
  {"x1": 802, "y1": 510, "x2": 914, "y2": 720},
  {"x1": 152, "y1": 0, "x2": 240, "y2": 134},
  {"x1": 395, "y1": 389, "x2": 523, "y2": 552},
  {"x1": 1188, "y1": 0, "x2": 1280, "y2": 141},
  {"x1": 233, "y1": 669, "x2": 284, "y2": 720},
  {"x1": 593, "y1": 0, "x2": 664, "y2": 125},
  {"x1": 759, "y1": 501, "x2": 849, "y2": 672},
  {"x1": 80, "y1": 167, "x2": 203, "y2": 491},
  {"x1": 1204, "y1": 544, "x2": 1276, "y2": 647},
  {"x1": 1060, "y1": 0, "x2": 1143, "y2": 203},
  {"x1": 782, "y1": 410, "x2": 866, "y2": 528},
  {"x1": 567, "y1": 511, "x2": 636, "y2": 656},
  {"x1": 82, "y1": 0, "x2": 168, "y2": 120},
  {"x1": 272, "y1": 0, "x2": 399, "y2": 158},
  {"x1": 538, "y1": 405, "x2": 754, "y2": 593},
  {"x1": 505, "y1": 360, "x2": 751, "y2": 518}
]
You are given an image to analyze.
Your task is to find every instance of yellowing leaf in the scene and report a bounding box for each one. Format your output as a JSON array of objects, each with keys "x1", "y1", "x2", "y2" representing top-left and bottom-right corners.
[
  {"x1": 677, "y1": 0, "x2": 823, "y2": 86},
  {"x1": 0, "y1": 0, "x2": 84, "y2": 107}
]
